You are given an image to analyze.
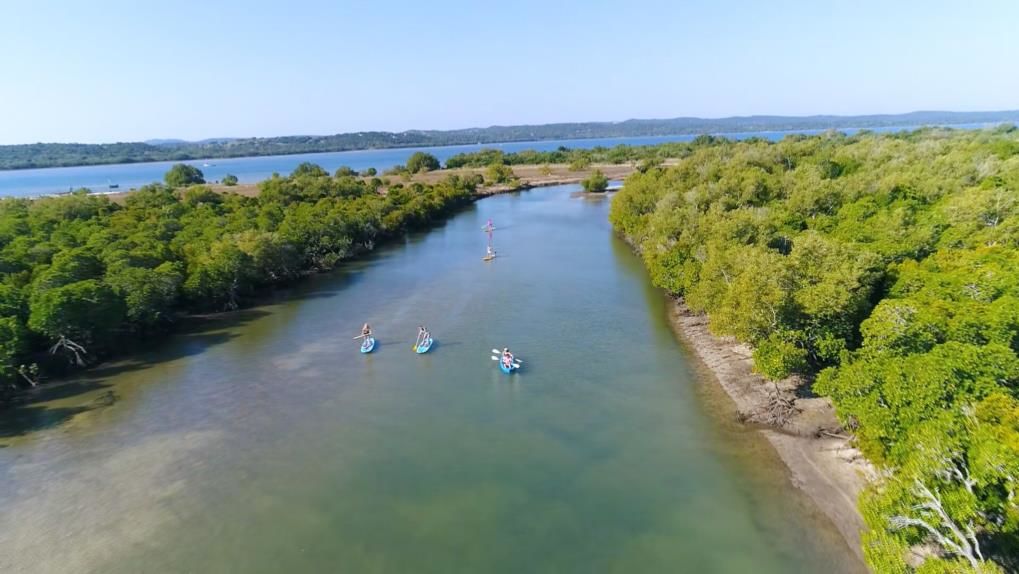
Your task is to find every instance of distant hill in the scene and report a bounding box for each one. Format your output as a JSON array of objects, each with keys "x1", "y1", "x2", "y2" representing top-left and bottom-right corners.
[
  {"x1": 146, "y1": 137, "x2": 239, "y2": 147},
  {"x1": 3, "y1": 110, "x2": 1018, "y2": 170}
]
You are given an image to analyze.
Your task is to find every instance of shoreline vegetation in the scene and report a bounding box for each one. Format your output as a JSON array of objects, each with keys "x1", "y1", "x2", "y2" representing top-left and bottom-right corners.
[
  {"x1": 609, "y1": 126, "x2": 1019, "y2": 572},
  {"x1": 1, "y1": 143, "x2": 672, "y2": 404},
  {"x1": 0, "y1": 162, "x2": 477, "y2": 400},
  {"x1": 3, "y1": 110, "x2": 1019, "y2": 171},
  {"x1": 3, "y1": 126, "x2": 1018, "y2": 572},
  {"x1": 0, "y1": 152, "x2": 642, "y2": 402},
  {"x1": 105, "y1": 162, "x2": 645, "y2": 203},
  {"x1": 668, "y1": 300, "x2": 874, "y2": 563}
]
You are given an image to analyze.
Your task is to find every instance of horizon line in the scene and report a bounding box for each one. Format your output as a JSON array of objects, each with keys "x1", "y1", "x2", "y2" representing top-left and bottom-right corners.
[{"x1": 4, "y1": 108, "x2": 1018, "y2": 148}]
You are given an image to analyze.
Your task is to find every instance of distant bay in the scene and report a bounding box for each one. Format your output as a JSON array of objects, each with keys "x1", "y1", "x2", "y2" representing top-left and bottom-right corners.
[{"x1": 0, "y1": 124, "x2": 991, "y2": 197}]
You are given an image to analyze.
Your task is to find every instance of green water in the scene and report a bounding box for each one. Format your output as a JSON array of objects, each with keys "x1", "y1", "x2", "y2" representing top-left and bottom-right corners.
[{"x1": 0, "y1": 185, "x2": 863, "y2": 573}]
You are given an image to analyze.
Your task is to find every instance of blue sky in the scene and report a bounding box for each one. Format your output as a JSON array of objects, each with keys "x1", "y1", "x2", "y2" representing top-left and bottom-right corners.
[{"x1": 0, "y1": 0, "x2": 1016, "y2": 144}]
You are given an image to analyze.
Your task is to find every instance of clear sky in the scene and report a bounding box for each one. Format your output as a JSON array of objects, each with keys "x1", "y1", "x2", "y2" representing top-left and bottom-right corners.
[{"x1": 1, "y1": 0, "x2": 1016, "y2": 144}]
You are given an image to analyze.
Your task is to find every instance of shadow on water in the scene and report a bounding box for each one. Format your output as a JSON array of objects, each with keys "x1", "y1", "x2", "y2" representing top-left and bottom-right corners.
[
  {"x1": 0, "y1": 204, "x2": 474, "y2": 442},
  {"x1": 0, "y1": 381, "x2": 112, "y2": 439},
  {"x1": 257, "y1": 261, "x2": 377, "y2": 305},
  {"x1": 96, "y1": 307, "x2": 273, "y2": 377},
  {"x1": 0, "y1": 308, "x2": 271, "y2": 440},
  {"x1": 428, "y1": 340, "x2": 463, "y2": 349},
  {"x1": 260, "y1": 245, "x2": 402, "y2": 307}
]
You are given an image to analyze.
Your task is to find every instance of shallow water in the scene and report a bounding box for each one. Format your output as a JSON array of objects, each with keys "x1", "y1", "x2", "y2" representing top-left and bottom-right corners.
[{"x1": 0, "y1": 185, "x2": 864, "y2": 573}]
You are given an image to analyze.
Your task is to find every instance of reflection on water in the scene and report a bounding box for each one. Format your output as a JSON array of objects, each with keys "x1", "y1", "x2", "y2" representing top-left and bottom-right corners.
[{"x1": 0, "y1": 185, "x2": 863, "y2": 573}]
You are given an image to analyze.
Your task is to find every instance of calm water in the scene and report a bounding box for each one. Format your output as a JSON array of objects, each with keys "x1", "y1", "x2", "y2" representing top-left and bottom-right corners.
[
  {"x1": 0, "y1": 185, "x2": 863, "y2": 573},
  {"x1": 0, "y1": 124, "x2": 991, "y2": 197}
]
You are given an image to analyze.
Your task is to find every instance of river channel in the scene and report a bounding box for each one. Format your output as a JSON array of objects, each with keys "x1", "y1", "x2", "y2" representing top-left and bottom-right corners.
[{"x1": 0, "y1": 184, "x2": 863, "y2": 573}]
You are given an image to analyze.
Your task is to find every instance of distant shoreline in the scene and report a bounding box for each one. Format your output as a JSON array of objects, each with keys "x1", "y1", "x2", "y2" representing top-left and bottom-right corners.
[
  {"x1": 7, "y1": 121, "x2": 1009, "y2": 198},
  {"x1": 3, "y1": 110, "x2": 1016, "y2": 171},
  {"x1": 96, "y1": 162, "x2": 651, "y2": 204}
]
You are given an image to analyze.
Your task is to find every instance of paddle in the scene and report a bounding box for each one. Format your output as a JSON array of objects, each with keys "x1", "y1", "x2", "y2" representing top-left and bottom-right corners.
[
  {"x1": 490, "y1": 349, "x2": 523, "y2": 363},
  {"x1": 414, "y1": 331, "x2": 430, "y2": 350}
]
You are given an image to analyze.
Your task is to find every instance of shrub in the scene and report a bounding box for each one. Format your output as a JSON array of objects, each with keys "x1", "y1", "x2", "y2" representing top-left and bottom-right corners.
[
  {"x1": 164, "y1": 164, "x2": 205, "y2": 187},
  {"x1": 406, "y1": 152, "x2": 440, "y2": 173},
  {"x1": 581, "y1": 170, "x2": 609, "y2": 193}
]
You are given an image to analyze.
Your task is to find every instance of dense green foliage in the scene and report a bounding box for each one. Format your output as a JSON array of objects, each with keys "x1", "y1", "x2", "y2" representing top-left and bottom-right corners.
[
  {"x1": 445, "y1": 143, "x2": 690, "y2": 169},
  {"x1": 484, "y1": 163, "x2": 516, "y2": 185},
  {"x1": 5, "y1": 112, "x2": 1018, "y2": 170},
  {"x1": 221, "y1": 174, "x2": 238, "y2": 186},
  {"x1": 581, "y1": 170, "x2": 609, "y2": 193},
  {"x1": 0, "y1": 164, "x2": 474, "y2": 391},
  {"x1": 443, "y1": 137, "x2": 746, "y2": 170},
  {"x1": 164, "y1": 163, "x2": 205, "y2": 187},
  {"x1": 609, "y1": 127, "x2": 1019, "y2": 572},
  {"x1": 406, "y1": 152, "x2": 440, "y2": 173}
]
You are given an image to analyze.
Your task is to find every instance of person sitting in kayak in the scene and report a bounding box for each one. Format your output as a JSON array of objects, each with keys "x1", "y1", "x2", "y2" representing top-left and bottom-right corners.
[
  {"x1": 486, "y1": 245, "x2": 495, "y2": 258},
  {"x1": 501, "y1": 348, "x2": 514, "y2": 368}
]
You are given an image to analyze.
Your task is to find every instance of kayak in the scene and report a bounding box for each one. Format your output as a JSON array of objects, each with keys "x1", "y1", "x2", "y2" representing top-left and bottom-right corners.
[
  {"x1": 415, "y1": 336, "x2": 433, "y2": 354},
  {"x1": 360, "y1": 336, "x2": 376, "y2": 353},
  {"x1": 499, "y1": 357, "x2": 519, "y2": 374},
  {"x1": 491, "y1": 349, "x2": 521, "y2": 373}
]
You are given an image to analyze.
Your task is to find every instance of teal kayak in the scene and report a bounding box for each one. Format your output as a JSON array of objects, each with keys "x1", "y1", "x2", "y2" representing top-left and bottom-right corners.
[{"x1": 499, "y1": 356, "x2": 519, "y2": 374}]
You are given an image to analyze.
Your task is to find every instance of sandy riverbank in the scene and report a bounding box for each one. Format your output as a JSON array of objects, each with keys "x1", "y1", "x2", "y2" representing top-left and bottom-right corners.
[
  {"x1": 104, "y1": 162, "x2": 663, "y2": 203},
  {"x1": 667, "y1": 301, "x2": 875, "y2": 563}
]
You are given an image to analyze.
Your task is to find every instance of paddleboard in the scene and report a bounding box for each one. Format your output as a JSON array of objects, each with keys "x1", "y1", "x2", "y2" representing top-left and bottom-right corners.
[
  {"x1": 415, "y1": 337, "x2": 433, "y2": 354},
  {"x1": 360, "y1": 336, "x2": 376, "y2": 353}
]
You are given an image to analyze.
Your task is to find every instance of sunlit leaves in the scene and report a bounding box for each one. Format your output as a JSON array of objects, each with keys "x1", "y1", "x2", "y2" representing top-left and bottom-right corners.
[
  {"x1": 610, "y1": 127, "x2": 1019, "y2": 571},
  {"x1": 0, "y1": 162, "x2": 474, "y2": 385}
]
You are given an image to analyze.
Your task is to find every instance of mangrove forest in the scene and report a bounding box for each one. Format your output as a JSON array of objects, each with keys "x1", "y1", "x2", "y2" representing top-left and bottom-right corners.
[
  {"x1": 609, "y1": 127, "x2": 1019, "y2": 572},
  {"x1": 0, "y1": 163, "x2": 474, "y2": 391}
]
